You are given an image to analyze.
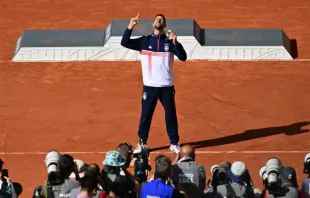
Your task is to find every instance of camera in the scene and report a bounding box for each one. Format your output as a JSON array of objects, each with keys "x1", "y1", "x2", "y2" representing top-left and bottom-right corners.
[
  {"x1": 133, "y1": 149, "x2": 151, "y2": 184},
  {"x1": 209, "y1": 164, "x2": 229, "y2": 187},
  {"x1": 259, "y1": 158, "x2": 282, "y2": 196},
  {"x1": 45, "y1": 151, "x2": 64, "y2": 185}
]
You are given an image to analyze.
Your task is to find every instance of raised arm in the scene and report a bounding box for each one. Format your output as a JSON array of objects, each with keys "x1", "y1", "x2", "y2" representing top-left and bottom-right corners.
[
  {"x1": 120, "y1": 13, "x2": 145, "y2": 51},
  {"x1": 121, "y1": 28, "x2": 144, "y2": 51}
]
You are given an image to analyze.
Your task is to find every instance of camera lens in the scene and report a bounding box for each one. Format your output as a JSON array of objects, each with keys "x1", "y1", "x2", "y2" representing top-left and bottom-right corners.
[
  {"x1": 259, "y1": 166, "x2": 267, "y2": 180},
  {"x1": 45, "y1": 151, "x2": 61, "y2": 173},
  {"x1": 210, "y1": 165, "x2": 219, "y2": 174}
]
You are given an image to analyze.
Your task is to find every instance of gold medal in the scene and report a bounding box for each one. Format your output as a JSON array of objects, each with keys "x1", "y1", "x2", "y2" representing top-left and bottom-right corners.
[{"x1": 166, "y1": 29, "x2": 172, "y2": 37}]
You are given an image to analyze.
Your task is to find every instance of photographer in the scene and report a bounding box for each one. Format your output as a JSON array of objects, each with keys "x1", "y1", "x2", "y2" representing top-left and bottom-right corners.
[
  {"x1": 171, "y1": 145, "x2": 206, "y2": 198},
  {"x1": 279, "y1": 167, "x2": 299, "y2": 198},
  {"x1": 0, "y1": 176, "x2": 17, "y2": 198},
  {"x1": 139, "y1": 155, "x2": 187, "y2": 198},
  {"x1": 0, "y1": 159, "x2": 18, "y2": 198},
  {"x1": 259, "y1": 157, "x2": 298, "y2": 198},
  {"x1": 216, "y1": 161, "x2": 255, "y2": 198},
  {"x1": 40, "y1": 154, "x2": 80, "y2": 198},
  {"x1": 101, "y1": 150, "x2": 140, "y2": 198},
  {"x1": 204, "y1": 161, "x2": 231, "y2": 198}
]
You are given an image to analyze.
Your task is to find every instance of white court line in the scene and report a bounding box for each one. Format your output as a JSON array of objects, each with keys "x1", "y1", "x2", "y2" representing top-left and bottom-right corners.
[{"x1": 0, "y1": 151, "x2": 310, "y2": 155}]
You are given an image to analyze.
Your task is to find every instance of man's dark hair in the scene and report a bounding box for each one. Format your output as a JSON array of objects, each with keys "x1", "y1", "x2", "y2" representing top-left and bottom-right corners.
[
  {"x1": 155, "y1": 155, "x2": 166, "y2": 161},
  {"x1": 85, "y1": 163, "x2": 100, "y2": 177},
  {"x1": 117, "y1": 143, "x2": 133, "y2": 167},
  {"x1": 154, "y1": 156, "x2": 171, "y2": 179},
  {"x1": 80, "y1": 175, "x2": 98, "y2": 194},
  {"x1": 154, "y1": 14, "x2": 166, "y2": 25},
  {"x1": 58, "y1": 154, "x2": 74, "y2": 177}
]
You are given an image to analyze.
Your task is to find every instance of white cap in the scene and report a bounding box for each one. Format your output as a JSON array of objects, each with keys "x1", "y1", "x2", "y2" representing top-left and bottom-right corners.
[{"x1": 231, "y1": 161, "x2": 246, "y2": 176}]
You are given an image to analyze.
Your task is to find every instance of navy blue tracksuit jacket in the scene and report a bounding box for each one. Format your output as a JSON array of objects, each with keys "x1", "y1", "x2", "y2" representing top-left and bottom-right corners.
[{"x1": 121, "y1": 28, "x2": 187, "y2": 145}]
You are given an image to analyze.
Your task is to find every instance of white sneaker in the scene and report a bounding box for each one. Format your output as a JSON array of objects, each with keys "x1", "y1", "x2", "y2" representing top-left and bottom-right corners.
[
  {"x1": 169, "y1": 144, "x2": 180, "y2": 154},
  {"x1": 133, "y1": 143, "x2": 148, "y2": 154}
]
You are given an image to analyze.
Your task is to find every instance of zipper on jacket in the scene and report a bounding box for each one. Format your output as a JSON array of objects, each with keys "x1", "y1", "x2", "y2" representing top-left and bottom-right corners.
[{"x1": 157, "y1": 36, "x2": 160, "y2": 51}]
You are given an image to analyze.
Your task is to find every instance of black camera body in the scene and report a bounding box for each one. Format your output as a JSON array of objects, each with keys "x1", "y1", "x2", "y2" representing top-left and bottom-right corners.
[
  {"x1": 47, "y1": 171, "x2": 65, "y2": 186},
  {"x1": 210, "y1": 167, "x2": 229, "y2": 188},
  {"x1": 304, "y1": 160, "x2": 310, "y2": 175},
  {"x1": 133, "y1": 151, "x2": 152, "y2": 184},
  {"x1": 261, "y1": 168, "x2": 283, "y2": 196},
  {"x1": 266, "y1": 182, "x2": 282, "y2": 197}
]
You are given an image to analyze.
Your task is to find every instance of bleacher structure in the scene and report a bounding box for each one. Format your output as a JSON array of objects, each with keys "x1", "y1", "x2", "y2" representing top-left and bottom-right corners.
[{"x1": 12, "y1": 19, "x2": 295, "y2": 62}]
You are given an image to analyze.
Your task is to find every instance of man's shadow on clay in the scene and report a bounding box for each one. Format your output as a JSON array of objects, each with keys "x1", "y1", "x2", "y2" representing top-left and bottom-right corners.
[{"x1": 149, "y1": 121, "x2": 310, "y2": 152}]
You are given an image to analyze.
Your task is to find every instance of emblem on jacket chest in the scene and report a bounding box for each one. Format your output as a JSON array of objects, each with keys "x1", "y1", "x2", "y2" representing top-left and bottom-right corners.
[{"x1": 164, "y1": 43, "x2": 170, "y2": 52}]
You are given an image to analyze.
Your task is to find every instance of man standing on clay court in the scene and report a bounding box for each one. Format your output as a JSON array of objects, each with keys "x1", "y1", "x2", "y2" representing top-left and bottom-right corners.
[{"x1": 121, "y1": 13, "x2": 187, "y2": 154}]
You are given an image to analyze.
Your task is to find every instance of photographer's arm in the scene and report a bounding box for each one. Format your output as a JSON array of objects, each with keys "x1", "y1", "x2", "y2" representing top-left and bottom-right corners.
[
  {"x1": 199, "y1": 166, "x2": 207, "y2": 191},
  {"x1": 123, "y1": 168, "x2": 141, "y2": 192},
  {"x1": 172, "y1": 153, "x2": 180, "y2": 165}
]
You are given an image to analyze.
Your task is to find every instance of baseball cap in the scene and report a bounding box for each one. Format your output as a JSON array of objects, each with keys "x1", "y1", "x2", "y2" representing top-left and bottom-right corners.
[
  {"x1": 226, "y1": 161, "x2": 250, "y2": 183},
  {"x1": 280, "y1": 167, "x2": 298, "y2": 187}
]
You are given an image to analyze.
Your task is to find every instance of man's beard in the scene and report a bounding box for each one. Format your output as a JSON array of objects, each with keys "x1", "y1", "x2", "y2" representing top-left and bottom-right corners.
[{"x1": 154, "y1": 22, "x2": 164, "y2": 30}]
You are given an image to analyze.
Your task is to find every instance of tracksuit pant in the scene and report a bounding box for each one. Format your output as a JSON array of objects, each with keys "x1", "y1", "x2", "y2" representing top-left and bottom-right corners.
[{"x1": 138, "y1": 85, "x2": 179, "y2": 145}]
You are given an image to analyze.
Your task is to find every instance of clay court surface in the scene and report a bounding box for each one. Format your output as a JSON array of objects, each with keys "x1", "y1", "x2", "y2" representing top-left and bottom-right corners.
[{"x1": 1, "y1": 0, "x2": 310, "y2": 196}]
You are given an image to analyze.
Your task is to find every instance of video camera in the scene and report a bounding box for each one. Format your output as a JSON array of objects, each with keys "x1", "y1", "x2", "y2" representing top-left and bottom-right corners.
[
  {"x1": 45, "y1": 151, "x2": 65, "y2": 186},
  {"x1": 259, "y1": 158, "x2": 283, "y2": 196},
  {"x1": 133, "y1": 145, "x2": 151, "y2": 184}
]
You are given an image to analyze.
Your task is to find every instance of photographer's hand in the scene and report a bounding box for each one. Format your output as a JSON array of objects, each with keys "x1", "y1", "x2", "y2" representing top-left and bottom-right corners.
[
  {"x1": 129, "y1": 158, "x2": 137, "y2": 168},
  {"x1": 73, "y1": 163, "x2": 81, "y2": 181},
  {"x1": 3, "y1": 176, "x2": 11, "y2": 183}
]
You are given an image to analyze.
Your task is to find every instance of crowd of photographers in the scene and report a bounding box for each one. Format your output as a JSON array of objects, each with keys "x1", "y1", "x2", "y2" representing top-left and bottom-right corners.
[{"x1": 3, "y1": 143, "x2": 310, "y2": 198}]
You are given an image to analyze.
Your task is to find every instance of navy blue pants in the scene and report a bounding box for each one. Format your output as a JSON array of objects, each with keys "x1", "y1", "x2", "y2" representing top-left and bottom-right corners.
[{"x1": 138, "y1": 85, "x2": 179, "y2": 145}]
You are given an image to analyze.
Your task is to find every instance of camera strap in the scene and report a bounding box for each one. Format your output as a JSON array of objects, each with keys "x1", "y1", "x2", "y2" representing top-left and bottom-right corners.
[
  {"x1": 46, "y1": 182, "x2": 55, "y2": 198},
  {"x1": 225, "y1": 184, "x2": 240, "y2": 198}
]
